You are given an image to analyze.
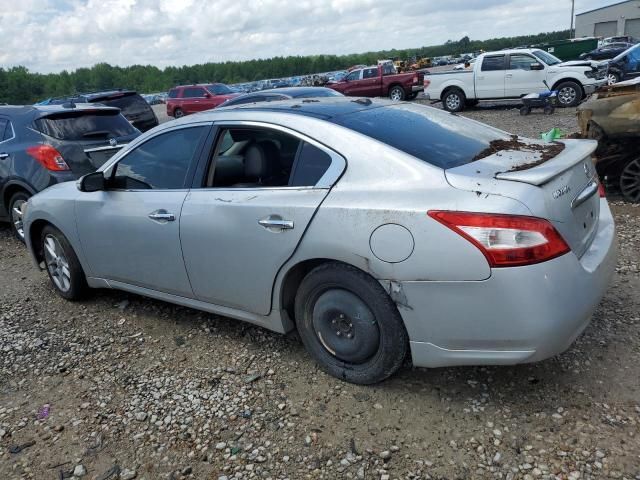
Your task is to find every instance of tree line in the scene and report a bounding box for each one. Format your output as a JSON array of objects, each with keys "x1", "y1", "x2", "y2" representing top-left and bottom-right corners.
[{"x1": 0, "y1": 30, "x2": 570, "y2": 105}]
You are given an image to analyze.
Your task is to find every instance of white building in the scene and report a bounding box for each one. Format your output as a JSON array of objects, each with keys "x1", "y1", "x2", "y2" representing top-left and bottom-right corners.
[{"x1": 575, "y1": 0, "x2": 640, "y2": 38}]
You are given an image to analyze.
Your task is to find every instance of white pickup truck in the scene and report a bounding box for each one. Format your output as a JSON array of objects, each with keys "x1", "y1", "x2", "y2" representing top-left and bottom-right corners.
[{"x1": 424, "y1": 48, "x2": 607, "y2": 112}]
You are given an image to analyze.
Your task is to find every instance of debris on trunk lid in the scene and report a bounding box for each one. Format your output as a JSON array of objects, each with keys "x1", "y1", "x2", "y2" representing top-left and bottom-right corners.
[{"x1": 473, "y1": 134, "x2": 565, "y2": 172}]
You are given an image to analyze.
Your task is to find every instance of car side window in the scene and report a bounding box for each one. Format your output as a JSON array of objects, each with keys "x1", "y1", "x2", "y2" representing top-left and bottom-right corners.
[
  {"x1": 0, "y1": 119, "x2": 8, "y2": 142},
  {"x1": 363, "y1": 68, "x2": 378, "y2": 79},
  {"x1": 346, "y1": 70, "x2": 361, "y2": 81},
  {"x1": 168, "y1": 89, "x2": 179, "y2": 99},
  {"x1": 508, "y1": 54, "x2": 538, "y2": 70},
  {"x1": 289, "y1": 142, "x2": 332, "y2": 187},
  {"x1": 183, "y1": 88, "x2": 206, "y2": 98},
  {"x1": 112, "y1": 126, "x2": 206, "y2": 190},
  {"x1": 481, "y1": 55, "x2": 506, "y2": 71},
  {"x1": 3, "y1": 121, "x2": 13, "y2": 141}
]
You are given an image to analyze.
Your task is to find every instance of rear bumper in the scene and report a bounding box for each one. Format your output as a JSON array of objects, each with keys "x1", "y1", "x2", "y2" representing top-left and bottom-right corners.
[
  {"x1": 412, "y1": 85, "x2": 425, "y2": 93},
  {"x1": 396, "y1": 200, "x2": 617, "y2": 368}
]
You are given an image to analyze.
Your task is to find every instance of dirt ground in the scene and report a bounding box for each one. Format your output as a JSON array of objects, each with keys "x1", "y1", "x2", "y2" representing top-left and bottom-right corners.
[{"x1": 1, "y1": 106, "x2": 639, "y2": 480}]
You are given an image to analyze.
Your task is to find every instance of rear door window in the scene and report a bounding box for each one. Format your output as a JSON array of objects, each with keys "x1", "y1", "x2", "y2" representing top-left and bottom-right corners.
[
  {"x1": 481, "y1": 55, "x2": 506, "y2": 71},
  {"x1": 0, "y1": 119, "x2": 8, "y2": 142},
  {"x1": 34, "y1": 111, "x2": 138, "y2": 141},
  {"x1": 290, "y1": 142, "x2": 332, "y2": 186},
  {"x1": 363, "y1": 68, "x2": 378, "y2": 79},
  {"x1": 3, "y1": 121, "x2": 14, "y2": 141},
  {"x1": 183, "y1": 88, "x2": 206, "y2": 98}
]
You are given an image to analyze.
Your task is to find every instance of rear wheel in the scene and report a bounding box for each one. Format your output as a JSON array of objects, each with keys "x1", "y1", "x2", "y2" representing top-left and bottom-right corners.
[
  {"x1": 173, "y1": 108, "x2": 184, "y2": 118},
  {"x1": 442, "y1": 89, "x2": 465, "y2": 112},
  {"x1": 519, "y1": 106, "x2": 531, "y2": 116},
  {"x1": 41, "y1": 225, "x2": 88, "y2": 300},
  {"x1": 619, "y1": 157, "x2": 640, "y2": 203},
  {"x1": 543, "y1": 105, "x2": 555, "y2": 115},
  {"x1": 9, "y1": 191, "x2": 30, "y2": 243},
  {"x1": 389, "y1": 86, "x2": 406, "y2": 101},
  {"x1": 555, "y1": 81, "x2": 582, "y2": 107},
  {"x1": 295, "y1": 262, "x2": 409, "y2": 384}
]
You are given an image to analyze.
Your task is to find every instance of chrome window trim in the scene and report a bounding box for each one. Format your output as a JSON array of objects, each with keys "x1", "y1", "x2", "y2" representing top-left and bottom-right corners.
[
  {"x1": 206, "y1": 120, "x2": 346, "y2": 190},
  {"x1": 0, "y1": 120, "x2": 15, "y2": 144}
]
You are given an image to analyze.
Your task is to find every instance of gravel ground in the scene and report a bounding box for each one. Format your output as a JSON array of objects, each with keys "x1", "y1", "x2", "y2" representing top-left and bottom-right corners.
[{"x1": 1, "y1": 108, "x2": 639, "y2": 480}]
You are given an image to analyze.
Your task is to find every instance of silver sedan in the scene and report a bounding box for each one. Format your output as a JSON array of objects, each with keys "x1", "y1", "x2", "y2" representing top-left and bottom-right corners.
[{"x1": 23, "y1": 98, "x2": 617, "y2": 384}]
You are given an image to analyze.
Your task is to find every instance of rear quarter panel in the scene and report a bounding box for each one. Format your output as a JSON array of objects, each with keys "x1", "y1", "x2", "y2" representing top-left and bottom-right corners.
[{"x1": 425, "y1": 72, "x2": 475, "y2": 99}]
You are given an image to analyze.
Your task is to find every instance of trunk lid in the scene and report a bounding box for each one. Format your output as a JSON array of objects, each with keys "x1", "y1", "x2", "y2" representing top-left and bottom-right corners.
[{"x1": 445, "y1": 139, "x2": 601, "y2": 258}]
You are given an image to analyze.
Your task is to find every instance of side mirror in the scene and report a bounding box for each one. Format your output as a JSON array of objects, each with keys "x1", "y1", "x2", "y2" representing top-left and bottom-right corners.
[
  {"x1": 204, "y1": 92, "x2": 212, "y2": 98},
  {"x1": 77, "y1": 171, "x2": 106, "y2": 192},
  {"x1": 530, "y1": 63, "x2": 544, "y2": 71}
]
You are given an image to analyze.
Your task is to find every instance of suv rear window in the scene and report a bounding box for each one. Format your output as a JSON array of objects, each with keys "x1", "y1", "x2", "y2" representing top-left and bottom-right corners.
[
  {"x1": 34, "y1": 111, "x2": 138, "y2": 141},
  {"x1": 98, "y1": 93, "x2": 152, "y2": 118},
  {"x1": 330, "y1": 104, "x2": 505, "y2": 169}
]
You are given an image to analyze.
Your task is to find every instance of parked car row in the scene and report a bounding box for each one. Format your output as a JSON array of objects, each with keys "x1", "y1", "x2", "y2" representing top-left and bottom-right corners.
[{"x1": 15, "y1": 97, "x2": 616, "y2": 385}]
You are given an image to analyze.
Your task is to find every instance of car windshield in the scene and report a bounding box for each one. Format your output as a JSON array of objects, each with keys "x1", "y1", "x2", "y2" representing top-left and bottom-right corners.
[
  {"x1": 532, "y1": 50, "x2": 562, "y2": 66},
  {"x1": 612, "y1": 43, "x2": 639, "y2": 62},
  {"x1": 206, "y1": 84, "x2": 233, "y2": 95},
  {"x1": 34, "y1": 110, "x2": 138, "y2": 141},
  {"x1": 331, "y1": 103, "x2": 507, "y2": 169}
]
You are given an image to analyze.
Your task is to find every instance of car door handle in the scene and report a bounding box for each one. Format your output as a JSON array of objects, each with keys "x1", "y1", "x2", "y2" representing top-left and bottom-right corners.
[
  {"x1": 148, "y1": 210, "x2": 176, "y2": 222},
  {"x1": 505, "y1": 73, "x2": 513, "y2": 78},
  {"x1": 258, "y1": 216, "x2": 294, "y2": 230},
  {"x1": 0, "y1": 153, "x2": 9, "y2": 160}
]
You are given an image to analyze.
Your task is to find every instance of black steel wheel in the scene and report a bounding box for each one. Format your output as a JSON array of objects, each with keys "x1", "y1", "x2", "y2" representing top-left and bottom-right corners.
[{"x1": 295, "y1": 262, "x2": 409, "y2": 384}]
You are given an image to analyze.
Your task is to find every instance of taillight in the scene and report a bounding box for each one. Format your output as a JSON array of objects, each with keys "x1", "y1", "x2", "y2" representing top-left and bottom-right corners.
[
  {"x1": 598, "y1": 182, "x2": 606, "y2": 198},
  {"x1": 413, "y1": 75, "x2": 418, "y2": 83},
  {"x1": 424, "y1": 79, "x2": 431, "y2": 88},
  {"x1": 26, "y1": 145, "x2": 70, "y2": 171},
  {"x1": 428, "y1": 211, "x2": 570, "y2": 267}
]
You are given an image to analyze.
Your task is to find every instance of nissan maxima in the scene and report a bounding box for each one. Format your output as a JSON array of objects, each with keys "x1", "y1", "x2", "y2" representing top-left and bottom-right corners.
[{"x1": 22, "y1": 98, "x2": 617, "y2": 384}]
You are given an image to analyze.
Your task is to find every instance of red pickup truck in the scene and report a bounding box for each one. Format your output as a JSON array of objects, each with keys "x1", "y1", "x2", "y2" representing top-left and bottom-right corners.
[
  {"x1": 166, "y1": 84, "x2": 240, "y2": 118},
  {"x1": 328, "y1": 65, "x2": 424, "y2": 101}
]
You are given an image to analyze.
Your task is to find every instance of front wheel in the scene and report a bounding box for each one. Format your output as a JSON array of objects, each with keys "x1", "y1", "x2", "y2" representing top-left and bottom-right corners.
[
  {"x1": 519, "y1": 106, "x2": 531, "y2": 116},
  {"x1": 442, "y1": 89, "x2": 465, "y2": 112},
  {"x1": 41, "y1": 225, "x2": 88, "y2": 300},
  {"x1": 555, "y1": 81, "x2": 582, "y2": 107},
  {"x1": 389, "y1": 86, "x2": 406, "y2": 101},
  {"x1": 9, "y1": 191, "x2": 30, "y2": 242},
  {"x1": 606, "y1": 72, "x2": 619, "y2": 86},
  {"x1": 295, "y1": 263, "x2": 409, "y2": 384},
  {"x1": 619, "y1": 157, "x2": 640, "y2": 203},
  {"x1": 173, "y1": 108, "x2": 184, "y2": 118}
]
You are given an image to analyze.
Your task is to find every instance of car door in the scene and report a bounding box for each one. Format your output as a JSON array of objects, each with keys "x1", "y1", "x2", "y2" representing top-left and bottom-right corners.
[
  {"x1": 504, "y1": 53, "x2": 547, "y2": 97},
  {"x1": 180, "y1": 123, "x2": 345, "y2": 315},
  {"x1": 181, "y1": 87, "x2": 208, "y2": 114},
  {"x1": 342, "y1": 70, "x2": 363, "y2": 95},
  {"x1": 475, "y1": 55, "x2": 506, "y2": 99},
  {"x1": 352, "y1": 67, "x2": 380, "y2": 96},
  {"x1": 75, "y1": 123, "x2": 211, "y2": 297},
  {"x1": 0, "y1": 118, "x2": 14, "y2": 216}
]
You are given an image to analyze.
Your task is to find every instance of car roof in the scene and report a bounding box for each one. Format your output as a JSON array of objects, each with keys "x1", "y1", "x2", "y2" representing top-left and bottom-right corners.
[
  {"x1": 172, "y1": 83, "x2": 225, "y2": 89},
  {"x1": 254, "y1": 87, "x2": 337, "y2": 97},
  {"x1": 485, "y1": 48, "x2": 542, "y2": 55},
  {"x1": 0, "y1": 103, "x2": 122, "y2": 120}
]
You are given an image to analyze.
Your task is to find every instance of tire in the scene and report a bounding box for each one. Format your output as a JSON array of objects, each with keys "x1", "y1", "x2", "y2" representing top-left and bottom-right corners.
[
  {"x1": 8, "y1": 191, "x2": 30, "y2": 243},
  {"x1": 389, "y1": 86, "x2": 406, "y2": 101},
  {"x1": 619, "y1": 157, "x2": 640, "y2": 203},
  {"x1": 294, "y1": 262, "x2": 409, "y2": 384},
  {"x1": 543, "y1": 105, "x2": 555, "y2": 115},
  {"x1": 173, "y1": 108, "x2": 184, "y2": 118},
  {"x1": 442, "y1": 89, "x2": 465, "y2": 112},
  {"x1": 519, "y1": 106, "x2": 531, "y2": 116},
  {"x1": 40, "y1": 225, "x2": 88, "y2": 300},
  {"x1": 555, "y1": 81, "x2": 582, "y2": 107},
  {"x1": 606, "y1": 72, "x2": 619, "y2": 86}
]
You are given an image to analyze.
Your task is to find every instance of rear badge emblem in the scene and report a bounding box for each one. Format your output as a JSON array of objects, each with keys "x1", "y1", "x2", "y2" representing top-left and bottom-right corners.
[
  {"x1": 109, "y1": 138, "x2": 117, "y2": 147},
  {"x1": 553, "y1": 185, "x2": 571, "y2": 199}
]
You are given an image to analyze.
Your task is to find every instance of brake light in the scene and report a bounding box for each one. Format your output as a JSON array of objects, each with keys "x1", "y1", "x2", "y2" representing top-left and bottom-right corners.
[
  {"x1": 413, "y1": 75, "x2": 419, "y2": 83},
  {"x1": 423, "y1": 79, "x2": 431, "y2": 88},
  {"x1": 428, "y1": 211, "x2": 570, "y2": 267},
  {"x1": 598, "y1": 182, "x2": 606, "y2": 198},
  {"x1": 26, "y1": 145, "x2": 70, "y2": 171}
]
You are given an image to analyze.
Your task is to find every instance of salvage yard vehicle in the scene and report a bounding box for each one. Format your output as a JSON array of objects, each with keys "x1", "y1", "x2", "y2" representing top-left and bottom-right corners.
[
  {"x1": 328, "y1": 65, "x2": 424, "y2": 101},
  {"x1": 0, "y1": 104, "x2": 140, "y2": 241},
  {"x1": 39, "y1": 90, "x2": 159, "y2": 133},
  {"x1": 217, "y1": 87, "x2": 343, "y2": 108},
  {"x1": 579, "y1": 42, "x2": 634, "y2": 61},
  {"x1": 22, "y1": 98, "x2": 616, "y2": 384},
  {"x1": 604, "y1": 43, "x2": 640, "y2": 85},
  {"x1": 578, "y1": 78, "x2": 640, "y2": 202},
  {"x1": 166, "y1": 84, "x2": 240, "y2": 118},
  {"x1": 424, "y1": 48, "x2": 607, "y2": 111}
]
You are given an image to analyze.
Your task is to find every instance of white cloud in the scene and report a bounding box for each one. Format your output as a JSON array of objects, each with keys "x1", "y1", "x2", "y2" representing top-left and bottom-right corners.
[{"x1": 0, "y1": 0, "x2": 614, "y2": 73}]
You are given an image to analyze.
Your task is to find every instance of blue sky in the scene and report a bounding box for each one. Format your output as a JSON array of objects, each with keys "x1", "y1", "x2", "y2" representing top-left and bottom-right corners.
[{"x1": 0, "y1": 0, "x2": 617, "y2": 73}]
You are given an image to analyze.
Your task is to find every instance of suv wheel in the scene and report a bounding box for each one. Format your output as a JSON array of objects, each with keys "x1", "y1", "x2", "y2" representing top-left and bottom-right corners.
[
  {"x1": 556, "y1": 81, "x2": 582, "y2": 107},
  {"x1": 41, "y1": 225, "x2": 88, "y2": 300},
  {"x1": 294, "y1": 262, "x2": 409, "y2": 384},
  {"x1": 9, "y1": 191, "x2": 30, "y2": 242},
  {"x1": 173, "y1": 108, "x2": 184, "y2": 118}
]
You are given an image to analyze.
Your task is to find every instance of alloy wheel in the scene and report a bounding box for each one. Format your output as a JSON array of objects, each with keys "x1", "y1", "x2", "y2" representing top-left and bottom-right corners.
[
  {"x1": 43, "y1": 234, "x2": 72, "y2": 293},
  {"x1": 620, "y1": 158, "x2": 640, "y2": 203},
  {"x1": 607, "y1": 73, "x2": 618, "y2": 86},
  {"x1": 312, "y1": 288, "x2": 380, "y2": 364},
  {"x1": 446, "y1": 94, "x2": 461, "y2": 111},
  {"x1": 11, "y1": 199, "x2": 26, "y2": 241},
  {"x1": 390, "y1": 89, "x2": 403, "y2": 101},
  {"x1": 558, "y1": 87, "x2": 577, "y2": 105}
]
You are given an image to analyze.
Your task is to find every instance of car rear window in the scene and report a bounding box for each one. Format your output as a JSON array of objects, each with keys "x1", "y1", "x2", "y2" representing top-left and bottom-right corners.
[
  {"x1": 330, "y1": 104, "x2": 506, "y2": 169},
  {"x1": 99, "y1": 93, "x2": 152, "y2": 118},
  {"x1": 34, "y1": 111, "x2": 138, "y2": 141}
]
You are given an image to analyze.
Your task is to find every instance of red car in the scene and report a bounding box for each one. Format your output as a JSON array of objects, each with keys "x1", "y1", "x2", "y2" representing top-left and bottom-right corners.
[
  {"x1": 166, "y1": 84, "x2": 240, "y2": 118},
  {"x1": 328, "y1": 65, "x2": 424, "y2": 101}
]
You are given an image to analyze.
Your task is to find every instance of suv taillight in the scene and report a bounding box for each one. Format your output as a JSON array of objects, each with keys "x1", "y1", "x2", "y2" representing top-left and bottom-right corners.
[
  {"x1": 26, "y1": 145, "x2": 70, "y2": 171},
  {"x1": 428, "y1": 211, "x2": 570, "y2": 267},
  {"x1": 598, "y1": 182, "x2": 606, "y2": 198}
]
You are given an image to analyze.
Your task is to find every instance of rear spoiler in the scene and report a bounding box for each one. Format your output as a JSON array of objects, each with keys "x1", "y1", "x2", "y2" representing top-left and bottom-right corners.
[{"x1": 35, "y1": 106, "x2": 122, "y2": 121}]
